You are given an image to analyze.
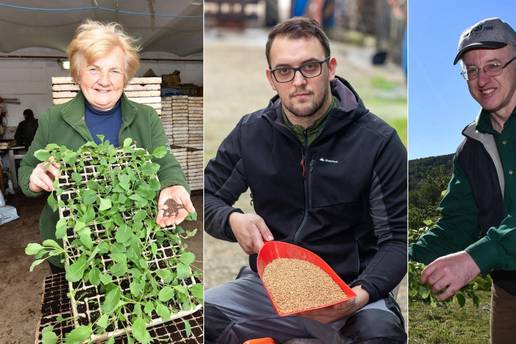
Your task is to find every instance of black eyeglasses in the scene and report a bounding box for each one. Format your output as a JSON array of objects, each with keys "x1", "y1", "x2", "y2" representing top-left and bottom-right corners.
[
  {"x1": 461, "y1": 56, "x2": 516, "y2": 81},
  {"x1": 270, "y1": 57, "x2": 330, "y2": 83}
]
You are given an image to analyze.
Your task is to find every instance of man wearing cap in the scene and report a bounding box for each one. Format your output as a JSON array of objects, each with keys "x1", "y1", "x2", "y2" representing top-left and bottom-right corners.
[{"x1": 410, "y1": 17, "x2": 516, "y2": 343}]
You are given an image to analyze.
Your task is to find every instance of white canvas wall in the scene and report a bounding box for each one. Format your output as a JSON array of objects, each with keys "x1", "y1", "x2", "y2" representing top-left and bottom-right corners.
[{"x1": 0, "y1": 50, "x2": 202, "y2": 128}]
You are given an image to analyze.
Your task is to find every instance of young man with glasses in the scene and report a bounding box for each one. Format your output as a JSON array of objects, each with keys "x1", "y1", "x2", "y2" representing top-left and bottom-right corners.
[
  {"x1": 204, "y1": 17, "x2": 407, "y2": 343},
  {"x1": 410, "y1": 17, "x2": 516, "y2": 344}
]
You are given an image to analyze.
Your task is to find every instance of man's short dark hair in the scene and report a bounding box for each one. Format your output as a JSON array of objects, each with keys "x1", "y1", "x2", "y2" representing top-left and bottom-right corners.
[
  {"x1": 23, "y1": 109, "x2": 34, "y2": 118},
  {"x1": 266, "y1": 17, "x2": 331, "y2": 67}
]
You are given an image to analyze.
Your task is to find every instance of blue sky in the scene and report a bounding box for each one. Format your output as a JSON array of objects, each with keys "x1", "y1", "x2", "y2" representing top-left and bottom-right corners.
[{"x1": 408, "y1": 0, "x2": 515, "y2": 159}]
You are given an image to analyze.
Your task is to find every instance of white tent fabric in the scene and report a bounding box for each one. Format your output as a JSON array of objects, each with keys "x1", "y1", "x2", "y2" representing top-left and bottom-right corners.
[{"x1": 0, "y1": 0, "x2": 203, "y2": 56}]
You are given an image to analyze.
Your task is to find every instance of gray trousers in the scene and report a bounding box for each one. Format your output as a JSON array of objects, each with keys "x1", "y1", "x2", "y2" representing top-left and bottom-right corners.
[{"x1": 205, "y1": 268, "x2": 406, "y2": 344}]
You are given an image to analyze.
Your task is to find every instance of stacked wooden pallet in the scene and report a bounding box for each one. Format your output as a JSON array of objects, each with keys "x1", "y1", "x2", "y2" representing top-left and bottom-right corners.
[
  {"x1": 187, "y1": 97, "x2": 203, "y2": 150},
  {"x1": 170, "y1": 96, "x2": 190, "y2": 146},
  {"x1": 51, "y1": 77, "x2": 162, "y2": 115},
  {"x1": 187, "y1": 148, "x2": 203, "y2": 191},
  {"x1": 170, "y1": 146, "x2": 188, "y2": 173},
  {"x1": 161, "y1": 98, "x2": 174, "y2": 145},
  {"x1": 160, "y1": 95, "x2": 203, "y2": 191}
]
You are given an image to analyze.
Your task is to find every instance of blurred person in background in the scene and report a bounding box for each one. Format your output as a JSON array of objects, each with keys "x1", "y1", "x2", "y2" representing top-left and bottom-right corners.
[
  {"x1": 15, "y1": 108, "x2": 38, "y2": 148},
  {"x1": 0, "y1": 98, "x2": 7, "y2": 138},
  {"x1": 291, "y1": 0, "x2": 336, "y2": 33}
]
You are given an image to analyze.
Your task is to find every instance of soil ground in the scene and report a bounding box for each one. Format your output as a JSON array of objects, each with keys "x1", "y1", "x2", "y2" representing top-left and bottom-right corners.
[
  {"x1": 0, "y1": 192, "x2": 203, "y2": 343},
  {"x1": 204, "y1": 27, "x2": 408, "y2": 323}
]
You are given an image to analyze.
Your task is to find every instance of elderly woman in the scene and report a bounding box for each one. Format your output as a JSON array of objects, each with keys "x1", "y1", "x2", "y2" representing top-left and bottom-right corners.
[{"x1": 18, "y1": 20, "x2": 195, "y2": 272}]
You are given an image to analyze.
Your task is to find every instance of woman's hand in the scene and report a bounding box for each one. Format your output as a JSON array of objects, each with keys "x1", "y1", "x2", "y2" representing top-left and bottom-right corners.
[
  {"x1": 156, "y1": 185, "x2": 196, "y2": 227},
  {"x1": 28, "y1": 160, "x2": 60, "y2": 192}
]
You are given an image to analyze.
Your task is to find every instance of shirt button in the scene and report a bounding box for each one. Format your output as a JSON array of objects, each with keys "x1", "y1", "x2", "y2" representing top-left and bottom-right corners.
[
  {"x1": 502, "y1": 140, "x2": 508, "y2": 145},
  {"x1": 509, "y1": 170, "x2": 514, "y2": 175}
]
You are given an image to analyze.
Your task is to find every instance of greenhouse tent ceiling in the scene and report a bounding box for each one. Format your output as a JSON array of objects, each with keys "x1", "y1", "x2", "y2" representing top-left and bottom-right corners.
[{"x1": 0, "y1": 0, "x2": 203, "y2": 56}]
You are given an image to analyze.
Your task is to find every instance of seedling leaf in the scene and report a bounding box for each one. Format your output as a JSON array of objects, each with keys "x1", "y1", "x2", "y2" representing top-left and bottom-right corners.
[
  {"x1": 25, "y1": 243, "x2": 44, "y2": 255},
  {"x1": 131, "y1": 318, "x2": 151, "y2": 344},
  {"x1": 42, "y1": 326, "x2": 58, "y2": 344},
  {"x1": 158, "y1": 286, "x2": 174, "y2": 302},
  {"x1": 66, "y1": 256, "x2": 87, "y2": 282},
  {"x1": 64, "y1": 325, "x2": 92, "y2": 344}
]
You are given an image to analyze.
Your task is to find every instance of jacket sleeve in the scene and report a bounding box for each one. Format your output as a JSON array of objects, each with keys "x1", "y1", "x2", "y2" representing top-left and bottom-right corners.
[
  {"x1": 466, "y1": 214, "x2": 516, "y2": 274},
  {"x1": 466, "y1": 215, "x2": 516, "y2": 273},
  {"x1": 350, "y1": 131, "x2": 407, "y2": 302},
  {"x1": 204, "y1": 118, "x2": 249, "y2": 241},
  {"x1": 409, "y1": 162, "x2": 481, "y2": 264},
  {"x1": 148, "y1": 110, "x2": 190, "y2": 193},
  {"x1": 18, "y1": 111, "x2": 50, "y2": 198}
]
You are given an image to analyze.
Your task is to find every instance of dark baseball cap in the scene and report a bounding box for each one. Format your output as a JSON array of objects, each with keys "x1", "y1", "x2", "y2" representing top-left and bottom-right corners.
[{"x1": 453, "y1": 17, "x2": 516, "y2": 65}]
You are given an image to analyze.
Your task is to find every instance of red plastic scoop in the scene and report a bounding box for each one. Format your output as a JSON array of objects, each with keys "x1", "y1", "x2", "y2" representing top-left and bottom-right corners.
[{"x1": 257, "y1": 241, "x2": 356, "y2": 316}]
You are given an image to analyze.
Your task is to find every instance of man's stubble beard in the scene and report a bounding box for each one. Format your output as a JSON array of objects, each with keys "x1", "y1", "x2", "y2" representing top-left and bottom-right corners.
[{"x1": 284, "y1": 85, "x2": 330, "y2": 118}]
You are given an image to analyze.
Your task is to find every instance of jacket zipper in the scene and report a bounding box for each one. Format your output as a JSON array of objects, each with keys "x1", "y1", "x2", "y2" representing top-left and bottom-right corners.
[{"x1": 293, "y1": 130, "x2": 311, "y2": 243}]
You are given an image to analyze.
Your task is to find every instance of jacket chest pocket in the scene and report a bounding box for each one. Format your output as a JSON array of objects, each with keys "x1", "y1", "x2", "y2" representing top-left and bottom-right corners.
[{"x1": 309, "y1": 157, "x2": 368, "y2": 209}]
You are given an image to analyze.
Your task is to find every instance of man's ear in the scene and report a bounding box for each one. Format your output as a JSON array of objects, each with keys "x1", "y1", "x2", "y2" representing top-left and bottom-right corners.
[
  {"x1": 328, "y1": 57, "x2": 337, "y2": 80},
  {"x1": 266, "y1": 69, "x2": 277, "y2": 91}
]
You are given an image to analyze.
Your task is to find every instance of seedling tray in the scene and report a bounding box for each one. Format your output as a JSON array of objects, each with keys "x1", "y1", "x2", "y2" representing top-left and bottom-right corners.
[
  {"x1": 257, "y1": 241, "x2": 356, "y2": 316},
  {"x1": 35, "y1": 273, "x2": 203, "y2": 343},
  {"x1": 53, "y1": 146, "x2": 201, "y2": 342}
]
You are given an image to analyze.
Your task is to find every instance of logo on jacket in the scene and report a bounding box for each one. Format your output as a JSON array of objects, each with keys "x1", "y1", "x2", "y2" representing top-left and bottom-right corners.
[{"x1": 319, "y1": 157, "x2": 338, "y2": 164}]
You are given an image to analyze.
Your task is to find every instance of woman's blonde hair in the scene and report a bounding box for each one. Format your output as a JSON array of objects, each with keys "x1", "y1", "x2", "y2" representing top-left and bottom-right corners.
[{"x1": 67, "y1": 20, "x2": 140, "y2": 85}]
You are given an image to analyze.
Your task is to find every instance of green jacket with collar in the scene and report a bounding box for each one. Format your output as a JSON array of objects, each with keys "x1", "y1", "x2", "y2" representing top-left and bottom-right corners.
[
  {"x1": 410, "y1": 108, "x2": 516, "y2": 292},
  {"x1": 18, "y1": 92, "x2": 189, "y2": 267}
]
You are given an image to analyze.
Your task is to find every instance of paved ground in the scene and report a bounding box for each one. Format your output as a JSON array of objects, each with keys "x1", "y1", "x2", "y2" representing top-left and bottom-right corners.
[
  {"x1": 0, "y1": 192, "x2": 203, "y2": 343},
  {"x1": 204, "y1": 27, "x2": 408, "y2": 322}
]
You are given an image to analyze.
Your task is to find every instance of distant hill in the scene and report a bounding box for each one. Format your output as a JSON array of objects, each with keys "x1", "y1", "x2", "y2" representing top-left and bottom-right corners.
[
  {"x1": 409, "y1": 153, "x2": 454, "y2": 190},
  {"x1": 409, "y1": 153, "x2": 454, "y2": 229}
]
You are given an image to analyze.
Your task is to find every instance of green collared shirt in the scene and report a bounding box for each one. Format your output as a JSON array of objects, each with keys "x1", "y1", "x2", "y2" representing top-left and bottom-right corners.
[
  {"x1": 476, "y1": 108, "x2": 516, "y2": 215},
  {"x1": 281, "y1": 96, "x2": 338, "y2": 146}
]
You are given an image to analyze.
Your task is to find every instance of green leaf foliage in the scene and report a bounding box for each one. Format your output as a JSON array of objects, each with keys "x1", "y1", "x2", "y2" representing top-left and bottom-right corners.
[
  {"x1": 143, "y1": 301, "x2": 154, "y2": 315},
  {"x1": 185, "y1": 212, "x2": 197, "y2": 221},
  {"x1": 88, "y1": 268, "x2": 101, "y2": 286},
  {"x1": 47, "y1": 193, "x2": 58, "y2": 211},
  {"x1": 176, "y1": 263, "x2": 191, "y2": 280},
  {"x1": 152, "y1": 146, "x2": 167, "y2": 159},
  {"x1": 25, "y1": 243, "x2": 44, "y2": 255},
  {"x1": 155, "y1": 301, "x2": 171, "y2": 321},
  {"x1": 34, "y1": 149, "x2": 51, "y2": 161},
  {"x1": 29, "y1": 258, "x2": 47, "y2": 272},
  {"x1": 179, "y1": 252, "x2": 195, "y2": 265},
  {"x1": 123, "y1": 137, "x2": 133, "y2": 148},
  {"x1": 78, "y1": 227, "x2": 93, "y2": 250},
  {"x1": 64, "y1": 325, "x2": 92, "y2": 344},
  {"x1": 96, "y1": 314, "x2": 109, "y2": 329},
  {"x1": 190, "y1": 284, "x2": 203, "y2": 301},
  {"x1": 55, "y1": 218, "x2": 67, "y2": 239},
  {"x1": 102, "y1": 286, "x2": 121, "y2": 315},
  {"x1": 99, "y1": 197, "x2": 112, "y2": 211},
  {"x1": 25, "y1": 140, "x2": 201, "y2": 341},
  {"x1": 66, "y1": 256, "x2": 87, "y2": 282},
  {"x1": 131, "y1": 318, "x2": 151, "y2": 344},
  {"x1": 115, "y1": 224, "x2": 132, "y2": 244},
  {"x1": 183, "y1": 320, "x2": 192, "y2": 338},
  {"x1": 41, "y1": 326, "x2": 58, "y2": 344},
  {"x1": 158, "y1": 286, "x2": 174, "y2": 302}
]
